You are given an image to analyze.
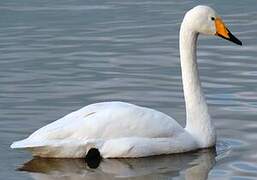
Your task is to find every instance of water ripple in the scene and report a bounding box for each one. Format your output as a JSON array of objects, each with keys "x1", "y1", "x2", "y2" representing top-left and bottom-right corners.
[{"x1": 1, "y1": 0, "x2": 257, "y2": 180}]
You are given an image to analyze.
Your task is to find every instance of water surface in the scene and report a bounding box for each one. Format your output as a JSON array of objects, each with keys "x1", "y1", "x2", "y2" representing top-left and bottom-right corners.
[{"x1": 1, "y1": 0, "x2": 257, "y2": 179}]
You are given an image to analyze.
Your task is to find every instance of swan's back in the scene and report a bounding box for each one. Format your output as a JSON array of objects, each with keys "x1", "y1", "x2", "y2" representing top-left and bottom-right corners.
[{"x1": 12, "y1": 102, "x2": 184, "y2": 151}]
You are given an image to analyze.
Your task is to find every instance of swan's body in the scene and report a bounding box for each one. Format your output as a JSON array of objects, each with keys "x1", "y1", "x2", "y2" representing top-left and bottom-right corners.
[
  {"x1": 12, "y1": 102, "x2": 198, "y2": 158},
  {"x1": 11, "y1": 5, "x2": 241, "y2": 158}
]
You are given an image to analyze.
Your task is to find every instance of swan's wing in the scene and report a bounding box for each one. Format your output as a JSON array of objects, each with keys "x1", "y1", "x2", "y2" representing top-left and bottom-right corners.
[{"x1": 11, "y1": 102, "x2": 184, "y2": 152}]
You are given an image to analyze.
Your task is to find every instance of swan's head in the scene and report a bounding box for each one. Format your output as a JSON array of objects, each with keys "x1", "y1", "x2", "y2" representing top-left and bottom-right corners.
[{"x1": 183, "y1": 5, "x2": 242, "y2": 45}]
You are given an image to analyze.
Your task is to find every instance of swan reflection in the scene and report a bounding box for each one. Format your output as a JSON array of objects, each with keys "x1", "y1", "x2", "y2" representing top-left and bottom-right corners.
[{"x1": 19, "y1": 148, "x2": 216, "y2": 180}]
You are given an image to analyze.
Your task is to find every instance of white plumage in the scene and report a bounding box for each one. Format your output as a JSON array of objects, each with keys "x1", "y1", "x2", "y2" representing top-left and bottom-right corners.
[
  {"x1": 11, "y1": 102, "x2": 196, "y2": 158},
  {"x1": 11, "y1": 5, "x2": 241, "y2": 158}
]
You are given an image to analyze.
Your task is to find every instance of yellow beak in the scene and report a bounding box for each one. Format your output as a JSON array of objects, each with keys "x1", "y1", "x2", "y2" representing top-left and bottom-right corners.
[{"x1": 215, "y1": 17, "x2": 242, "y2": 45}]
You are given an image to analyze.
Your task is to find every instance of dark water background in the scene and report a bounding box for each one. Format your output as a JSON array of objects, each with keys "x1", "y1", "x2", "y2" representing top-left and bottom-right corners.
[{"x1": 1, "y1": 0, "x2": 257, "y2": 179}]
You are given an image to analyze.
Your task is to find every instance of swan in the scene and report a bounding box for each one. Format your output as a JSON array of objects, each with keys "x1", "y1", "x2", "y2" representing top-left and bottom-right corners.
[{"x1": 11, "y1": 5, "x2": 242, "y2": 158}]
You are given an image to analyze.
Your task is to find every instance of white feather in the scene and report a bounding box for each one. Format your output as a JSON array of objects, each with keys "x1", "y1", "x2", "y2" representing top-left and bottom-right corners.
[
  {"x1": 11, "y1": 102, "x2": 197, "y2": 158},
  {"x1": 10, "y1": 5, "x2": 237, "y2": 158}
]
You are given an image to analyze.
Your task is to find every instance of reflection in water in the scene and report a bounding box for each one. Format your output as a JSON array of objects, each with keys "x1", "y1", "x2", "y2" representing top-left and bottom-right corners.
[
  {"x1": 19, "y1": 148, "x2": 216, "y2": 180},
  {"x1": 1, "y1": 0, "x2": 257, "y2": 179}
]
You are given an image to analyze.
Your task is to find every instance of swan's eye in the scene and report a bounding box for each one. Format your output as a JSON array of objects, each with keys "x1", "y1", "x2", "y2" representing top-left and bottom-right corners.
[{"x1": 211, "y1": 17, "x2": 215, "y2": 21}]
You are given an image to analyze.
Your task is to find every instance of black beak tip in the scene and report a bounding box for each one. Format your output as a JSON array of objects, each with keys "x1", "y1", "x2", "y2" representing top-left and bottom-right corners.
[
  {"x1": 227, "y1": 28, "x2": 242, "y2": 46},
  {"x1": 237, "y1": 40, "x2": 243, "y2": 46},
  {"x1": 231, "y1": 34, "x2": 242, "y2": 46}
]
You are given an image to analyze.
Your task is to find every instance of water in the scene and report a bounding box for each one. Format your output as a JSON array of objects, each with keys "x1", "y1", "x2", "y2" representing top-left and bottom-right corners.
[{"x1": 1, "y1": 0, "x2": 257, "y2": 179}]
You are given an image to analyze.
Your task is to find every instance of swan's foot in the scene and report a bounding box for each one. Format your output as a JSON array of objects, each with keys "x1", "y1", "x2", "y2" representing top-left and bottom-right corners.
[{"x1": 85, "y1": 148, "x2": 102, "y2": 168}]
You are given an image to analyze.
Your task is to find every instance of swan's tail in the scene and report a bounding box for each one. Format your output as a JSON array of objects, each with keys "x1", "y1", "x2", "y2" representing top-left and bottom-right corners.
[
  {"x1": 11, "y1": 139, "x2": 104, "y2": 158},
  {"x1": 10, "y1": 138, "x2": 43, "y2": 149}
]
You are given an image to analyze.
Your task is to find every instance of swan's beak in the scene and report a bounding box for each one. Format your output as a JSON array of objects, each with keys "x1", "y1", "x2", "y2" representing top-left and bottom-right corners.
[{"x1": 215, "y1": 18, "x2": 242, "y2": 45}]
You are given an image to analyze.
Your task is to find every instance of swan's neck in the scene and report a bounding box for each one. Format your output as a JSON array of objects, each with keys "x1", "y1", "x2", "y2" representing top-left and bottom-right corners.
[{"x1": 180, "y1": 22, "x2": 216, "y2": 147}]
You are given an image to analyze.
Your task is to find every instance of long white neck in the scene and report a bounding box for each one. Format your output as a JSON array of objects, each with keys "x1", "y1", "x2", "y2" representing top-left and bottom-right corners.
[{"x1": 180, "y1": 20, "x2": 216, "y2": 148}]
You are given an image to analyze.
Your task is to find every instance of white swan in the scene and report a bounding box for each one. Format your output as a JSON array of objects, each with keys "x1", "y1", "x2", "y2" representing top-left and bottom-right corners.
[{"x1": 11, "y1": 5, "x2": 242, "y2": 158}]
